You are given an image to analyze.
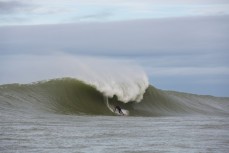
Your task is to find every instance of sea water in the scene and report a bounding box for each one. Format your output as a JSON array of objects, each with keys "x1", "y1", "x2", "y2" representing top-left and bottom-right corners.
[
  {"x1": 0, "y1": 78, "x2": 228, "y2": 152},
  {"x1": 1, "y1": 111, "x2": 228, "y2": 153}
]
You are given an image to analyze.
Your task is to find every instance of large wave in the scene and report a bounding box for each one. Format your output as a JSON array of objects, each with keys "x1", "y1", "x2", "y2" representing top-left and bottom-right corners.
[
  {"x1": 1, "y1": 55, "x2": 149, "y2": 103},
  {"x1": 0, "y1": 78, "x2": 228, "y2": 116}
]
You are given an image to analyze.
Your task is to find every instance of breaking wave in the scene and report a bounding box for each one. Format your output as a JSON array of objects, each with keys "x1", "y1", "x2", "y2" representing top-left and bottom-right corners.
[{"x1": 0, "y1": 78, "x2": 228, "y2": 116}]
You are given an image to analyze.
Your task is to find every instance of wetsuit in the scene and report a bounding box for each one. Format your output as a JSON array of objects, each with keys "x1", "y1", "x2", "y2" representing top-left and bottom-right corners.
[{"x1": 114, "y1": 106, "x2": 123, "y2": 115}]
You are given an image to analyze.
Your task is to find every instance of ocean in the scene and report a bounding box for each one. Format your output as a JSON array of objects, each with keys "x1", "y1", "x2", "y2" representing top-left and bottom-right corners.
[{"x1": 0, "y1": 78, "x2": 229, "y2": 153}]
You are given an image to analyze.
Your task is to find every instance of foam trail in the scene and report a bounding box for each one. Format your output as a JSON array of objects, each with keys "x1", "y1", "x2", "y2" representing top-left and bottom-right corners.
[{"x1": 104, "y1": 96, "x2": 114, "y2": 112}]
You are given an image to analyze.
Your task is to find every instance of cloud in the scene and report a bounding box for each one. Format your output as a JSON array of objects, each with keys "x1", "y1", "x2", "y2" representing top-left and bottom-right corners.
[
  {"x1": 0, "y1": 15, "x2": 228, "y2": 56},
  {"x1": 76, "y1": 11, "x2": 113, "y2": 21},
  {"x1": 1, "y1": 0, "x2": 229, "y2": 25},
  {"x1": 146, "y1": 67, "x2": 229, "y2": 77},
  {"x1": 0, "y1": 0, "x2": 31, "y2": 14},
  {"x1": 0, "y1": 0, "x2": 37, "y2": 25}
]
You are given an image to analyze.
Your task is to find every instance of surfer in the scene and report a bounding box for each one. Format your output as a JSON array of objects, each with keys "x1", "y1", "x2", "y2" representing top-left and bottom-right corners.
[{"x1": 114, "y1": 105, "x2": 124, "y2": 115}]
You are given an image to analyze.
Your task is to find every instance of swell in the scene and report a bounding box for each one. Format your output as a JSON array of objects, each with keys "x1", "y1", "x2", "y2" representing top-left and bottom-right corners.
[{"x1": 0, "y1": 78, "x2": 228, "y2": 116}]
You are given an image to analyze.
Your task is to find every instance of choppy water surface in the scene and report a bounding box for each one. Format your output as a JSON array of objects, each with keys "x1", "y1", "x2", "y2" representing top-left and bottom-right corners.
[{"x1": 1, "y1": 112, "x2": 228, "y2": 153}]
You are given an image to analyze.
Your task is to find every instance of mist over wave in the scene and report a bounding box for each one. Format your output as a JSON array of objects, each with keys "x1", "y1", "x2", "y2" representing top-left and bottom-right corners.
[{"x1": 0, "y1": 54, "x2": 149, "y2": 102}]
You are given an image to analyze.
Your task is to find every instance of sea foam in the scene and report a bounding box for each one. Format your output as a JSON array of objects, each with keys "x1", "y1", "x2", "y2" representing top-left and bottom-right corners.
[{"x1": 81, "y1": 64, "x2": 149, "y2": 103}]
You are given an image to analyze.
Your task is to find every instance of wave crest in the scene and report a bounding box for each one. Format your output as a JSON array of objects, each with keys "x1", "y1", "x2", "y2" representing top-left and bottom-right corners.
[{"x1": 83, "y1": 70, "x2": 149, "y2": 103}]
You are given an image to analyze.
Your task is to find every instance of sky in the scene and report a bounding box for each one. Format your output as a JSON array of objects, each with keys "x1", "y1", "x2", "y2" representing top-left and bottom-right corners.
[{"x1": 0, "y1": 0, "x2": 229, "y2": 97}]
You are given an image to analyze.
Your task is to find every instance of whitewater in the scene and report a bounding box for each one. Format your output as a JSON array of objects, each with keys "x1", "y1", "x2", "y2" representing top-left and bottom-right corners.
[{"x1": 0, "y1": 55, "x2": 229, "y2": 152}]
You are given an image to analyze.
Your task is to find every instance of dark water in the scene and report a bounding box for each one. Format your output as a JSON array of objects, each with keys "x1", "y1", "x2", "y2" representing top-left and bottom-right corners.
[{"x1": 0, "y1": 78, "x2": 229, "y2": 152}]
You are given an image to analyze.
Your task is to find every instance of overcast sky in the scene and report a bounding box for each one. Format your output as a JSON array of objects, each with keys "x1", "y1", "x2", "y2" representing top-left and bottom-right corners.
[{"x1": 0, "y1": 0, "x2": 229, "y2": 96}]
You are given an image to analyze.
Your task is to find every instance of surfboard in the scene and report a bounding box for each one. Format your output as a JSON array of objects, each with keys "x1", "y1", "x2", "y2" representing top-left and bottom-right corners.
[{"x1": 114, "y1": 108, "x2": 129, "y2": 116}]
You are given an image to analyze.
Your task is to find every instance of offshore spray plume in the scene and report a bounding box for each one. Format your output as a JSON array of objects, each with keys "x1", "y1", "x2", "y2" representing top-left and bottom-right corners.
[{"x1": 1, "y1": 54, "x2": 149, "y2": 103}]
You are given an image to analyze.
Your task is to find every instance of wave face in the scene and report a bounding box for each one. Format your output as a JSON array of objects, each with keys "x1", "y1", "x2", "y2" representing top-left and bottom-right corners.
[{"x1": 0, "y1": 78, "x2": 228, "y2": 116}]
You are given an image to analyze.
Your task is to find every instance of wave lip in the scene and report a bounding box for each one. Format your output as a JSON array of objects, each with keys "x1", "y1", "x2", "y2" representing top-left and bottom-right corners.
[{"x1": 84, "y1": 72, "x2": 149, "y2": 103}]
